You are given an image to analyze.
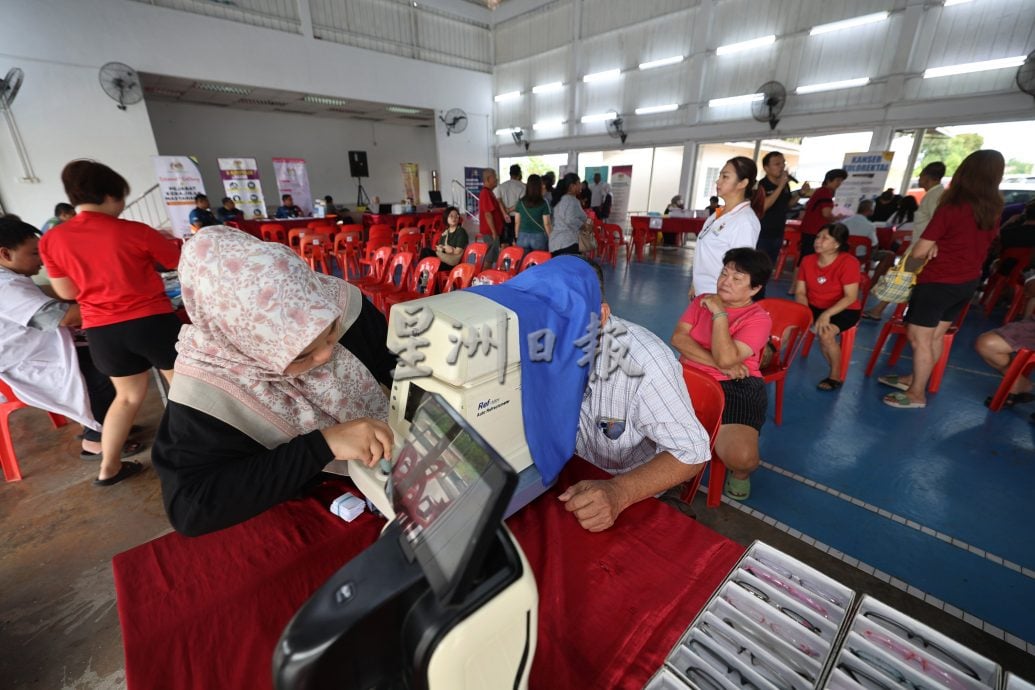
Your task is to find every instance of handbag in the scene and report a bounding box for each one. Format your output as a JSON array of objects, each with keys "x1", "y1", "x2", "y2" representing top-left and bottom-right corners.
[
  {"x1": 871, "y1": 257, "x2": 926, "y2": 304},
  {"x1": 578, "y1": 224, "x2": 597, "y2": 254}
]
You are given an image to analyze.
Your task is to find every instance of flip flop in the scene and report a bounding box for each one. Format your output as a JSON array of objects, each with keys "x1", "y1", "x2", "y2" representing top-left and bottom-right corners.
[
  {"x1": 883, "y1": 392, "x2": 926, "y2": 409},
  {"x1": 724, "y1": 475, "x2": 751, "y2": 501},
  {"x1": 93, "y1": 461, "x2": 144, "y2": 486},
  {"x1": 817, "y1": 378, "x2": 843, "y2": 391},
  {"x1": 877, "y1": 374, "x2": 910, "y2": 391},
  {"x1": 80, "y1": 441, "x2": 146, "y2": 461},
  {"x1": 984, "y1": 392, "x2": 1035, "y2": 408}
]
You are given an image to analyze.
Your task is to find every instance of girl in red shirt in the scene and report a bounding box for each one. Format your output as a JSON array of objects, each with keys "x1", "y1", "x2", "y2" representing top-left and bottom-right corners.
[{"x1": 795, "y1": 223, "x2": 861, "y2": 391}]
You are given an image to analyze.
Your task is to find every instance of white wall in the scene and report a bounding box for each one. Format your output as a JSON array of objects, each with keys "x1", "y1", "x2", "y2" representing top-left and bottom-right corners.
[
  {"x1": 147, "y1": 101, "x2": 439, "y2": 209},
  {"x1": 0, "y1": 0, "x2": 492, "y2": 224}
]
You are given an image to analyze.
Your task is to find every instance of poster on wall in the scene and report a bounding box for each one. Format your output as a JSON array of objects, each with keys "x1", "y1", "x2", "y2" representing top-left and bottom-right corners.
[
  {"x1": 609, "y1": 165, "x2": 633, "y2": 226},
  {"x1": 218, "y1": 157, "x2": 267, "y2": 220},
  {"x1": 464, "y1": 166, "x2": 482, "y2": 219},
  {"x1": 401, "y1": 163, "x2": 420, "y2": 203},
  {"x1": 273, "y1": 158, "x2": 312, "y2": 215},
  {"x1": 151, "y1": 155, "x2": 205, "y2": 239},
  {"x1": 837, "y1": 151, "x2": 894, "y2": 215},
  {"x1": 584, "y1": 165, "x2": 609, "y2": 183}
]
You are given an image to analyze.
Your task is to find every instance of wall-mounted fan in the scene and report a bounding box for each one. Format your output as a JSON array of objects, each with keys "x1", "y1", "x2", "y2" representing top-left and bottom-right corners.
[
  {"x1": 0, "y1": 67, "x2": 23, "y2": 110},
  {"x1": 511, "y1": 128, "x2": 529, "y2": 151},
  {"x1": 605, "y1": 115, "x2": 627, "y2": 144},
  {"x1": 1017, "y1": 50, "x2": 1035, "y2": 102},
  {"x1": 439, "y1": 108, "x2": 468, "y2": 136},
  {"x1": 99, "y1": 61, "x2": 143, "y2": 111},
  {"x1": 752, "y1": 81, "x2": 787, "y2": 131}
]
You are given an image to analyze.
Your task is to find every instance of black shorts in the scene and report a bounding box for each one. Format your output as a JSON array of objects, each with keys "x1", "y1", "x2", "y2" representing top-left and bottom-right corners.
[
  {"x1": 86, "y1": 313, "x2": 182, "y2": 377},
  {"x1": 905, "y1": 280, "x2": 979, "y2": 328},
  {"x1": 809, "y1": 306, "x2": 861, "y2": 333},
  {"x1": 719, "y1": 377, "x2": 767, "y2": 431}
]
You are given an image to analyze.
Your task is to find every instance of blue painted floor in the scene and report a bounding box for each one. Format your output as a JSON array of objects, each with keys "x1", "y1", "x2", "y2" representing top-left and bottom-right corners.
[{"x1": 598, "y1": 246, "x2": 1035, "y2": 650}]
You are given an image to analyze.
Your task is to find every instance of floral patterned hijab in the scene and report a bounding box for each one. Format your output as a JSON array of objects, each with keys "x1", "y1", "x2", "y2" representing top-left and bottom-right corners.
[{"x1": 172, "y1": 226, "x2": 387, "y2": 445}]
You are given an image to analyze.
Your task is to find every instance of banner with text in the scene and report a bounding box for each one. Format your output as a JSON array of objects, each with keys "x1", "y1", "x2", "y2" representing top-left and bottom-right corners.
[
  {"x1": 837, "y1": 151, "x2": 895, "y2": 215},
  {"x1": 401, "y1": 163, "x2": 420, "y2": 204},
  {"x1": 464, "y1": 166, "x2": 482, "y2": 220},
  {"x1": 610, "y1": 165, "x2": 633, "y2": 226},
  {"x1": 218, "y1": 157, "x2": 267, "y2": 220},
  {"x1": 273, "y1": 157, "x2": 312, "y2": 215},
  {"x1": 151, "y1": 155, "x2": 205, "y2": 239}
]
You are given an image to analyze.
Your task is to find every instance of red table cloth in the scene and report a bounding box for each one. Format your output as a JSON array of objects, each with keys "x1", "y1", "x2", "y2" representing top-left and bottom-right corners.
[{"x1": 113, "y1": 460, "x2": 742, "y2": 690}]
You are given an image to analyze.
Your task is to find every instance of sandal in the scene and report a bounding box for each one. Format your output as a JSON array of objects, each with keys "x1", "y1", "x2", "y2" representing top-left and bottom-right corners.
[
  {"x1": 984, "y1": 392, "x2": 1035, "y2": 408},
  {"x1": 877, "y1": 374, "x2": 910, "y2": 391},
  {"x1": 93, "y1": 461, "x2": 144, "y2": 486},
  {"x1": 817, "y1": 378, "x2": 843, "y2": 391},
  {"x1": 724, "y1": 475, "x2": 751, "y2": 501},
  {"x1": 883, "y1": 392, "x2": 926, "y2": 409},
  {"x1": 80, "y1": 441, "x2": 146, "y2": 461}
]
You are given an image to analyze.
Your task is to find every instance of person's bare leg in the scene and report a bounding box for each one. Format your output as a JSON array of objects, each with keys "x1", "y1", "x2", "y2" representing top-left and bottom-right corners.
[
  {"x1": 904, "y1": 322, "x2": 948, "y2": 404},
  {"x1": 818, "y1": 326, "x2": 843, "y2": 380},
  {"x1": 715, "y1": 424, "x2": 760, "y2": 481},
  {"x1": 976, "y1": 331, "x2": 1032, "y2": 394},
  {"x1": 865, "y1": 300, "x2": 890, "y2": 319},
  {"x1": 98, "y1": 372, "x2": 150, "y2": 480}
]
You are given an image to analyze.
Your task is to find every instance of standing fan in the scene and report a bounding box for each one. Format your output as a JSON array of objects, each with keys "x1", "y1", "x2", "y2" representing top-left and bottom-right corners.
[
  {"x1": 0, "y1": 66, "x2": 38, "y2": 183},
  {"x1": 0, "y1": 67, "x2": 23, "y2": 109},
  {"x1": 752, "y1": 81, "x2": 787, "y2": 131},
  {"x1": 99, "y1": 62, "x2": 143, "y2": 111},
  {"x1": 605, "y1": 115, "x2": 627, "y2": 144},
  {"x1": 439, "y1": 108, "x2": 468, "y2": 136},
  {"x1": 1017, "y1": 50, "x2": 1035, "y2": 102}
]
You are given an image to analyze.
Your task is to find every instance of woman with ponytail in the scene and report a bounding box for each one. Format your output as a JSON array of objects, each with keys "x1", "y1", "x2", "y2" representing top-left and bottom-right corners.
[{"x1": 690, "y1": 156, "x2": 763, "y2": 297}]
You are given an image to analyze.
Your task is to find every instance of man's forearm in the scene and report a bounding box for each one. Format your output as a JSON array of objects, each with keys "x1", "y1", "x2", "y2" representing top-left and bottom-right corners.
[{"x1": 610, "y1": 452, "x2": 704, "y2": 510}]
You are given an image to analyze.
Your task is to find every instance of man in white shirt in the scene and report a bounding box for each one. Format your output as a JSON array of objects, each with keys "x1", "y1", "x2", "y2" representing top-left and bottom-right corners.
[
  {"x1": 589, "y1": 173, "x2": 612, "y2": 220},
  {"x1": 840, "y1": 199, "x2": 879, "y2": 246},
  {"x1": 495, "y1": 164, "x2": 525, "y2": 246},
  {"x1": 561, "y1": 260, "x2": 711, "y2": 532}
]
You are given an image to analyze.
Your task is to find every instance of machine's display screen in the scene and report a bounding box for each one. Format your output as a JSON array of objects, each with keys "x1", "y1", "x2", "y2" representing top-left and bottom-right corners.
[{"x1": 391, "y1": 393, "x2": 515, "y2": 604}]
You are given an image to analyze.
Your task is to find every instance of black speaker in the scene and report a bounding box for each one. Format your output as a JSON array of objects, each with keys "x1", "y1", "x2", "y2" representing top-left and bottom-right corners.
[{"x1": 348, "y1": 151, "x2": 369, "y2": 178}]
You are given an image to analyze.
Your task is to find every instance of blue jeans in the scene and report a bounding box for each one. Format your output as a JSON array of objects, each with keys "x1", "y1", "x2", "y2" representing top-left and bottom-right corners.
[{"x1": 516, "y1": 232, "x2": 548, "y2": 252}]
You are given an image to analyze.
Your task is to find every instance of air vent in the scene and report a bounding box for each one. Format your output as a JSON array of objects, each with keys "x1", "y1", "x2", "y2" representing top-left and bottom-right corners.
[{"x1": 238, "y1": 98, "x2": 289, "y2": 107}]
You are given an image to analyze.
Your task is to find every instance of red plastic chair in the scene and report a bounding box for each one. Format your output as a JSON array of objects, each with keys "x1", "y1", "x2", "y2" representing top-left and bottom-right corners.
[
  {"x1": 384, "y1": 257, "x2": 441, "y2": 314},
  {"x1": 307, "y1": 220, "x2": 336, "y2": 232},
  {"x1": 332, "y1": 231, "x2": 363, "y2": 279},
  {"x1": 473, "y1": 269, "x2": 510, "y2": 286},
  {"x1": 772, "y1": 229, "x2": 802, "y2": 280},
  {"x1": 355, "y1": 246, "x2": 393, "y2": 290},
  {"x1": 299, "y1": 234, "x2": 333, "y2": 274},
  {"x1": 757, "y1": 299, "x2": 813, "y2": 425},
  {"x1": 982, "y1": 247, "x2": 1034, "y2": 315},
  {"x1": 847, "y1": 236, "x2": 874, "y2": 269},
  {"x1": 395, "y1": 216, "x2": 416, "y2": 232},
  {"x1": 444, "y1": 263, "x2": 477, "y2": 291},
  {"x1": 338, "y1": 223, "x2": 364, "y2": 238},
  {"x1": 0, "y1": 379, "x2": 68, "y2": 482},
  {"x1": 495, "y1": 246, "x2": 525, "y2": 275},
  {"x1": 629, "y1": 216, "x2": 653, "y2": 262},
  {"x1": 602, "y1": 224, "x2": 627, "y2": 267},
  {"x1": 864, "y1": 301, "x2": 971, "y2": 393},
  {"x1": 519, "y1": 250, "x2": 552, "y2": 272},
  {"x1": 801, "y1": 325, "x2": 858, "y2": 383},
  {"x1": 259, "y1": 223, "x2": 287, "y2": 244},
  {"x1": 986, "y1": 349, "x2": 1035, "y2": 412},
  {"x1": 1003, "y1": 281, "x2": 1030, "y2": 324},
  {"x1": 395, "y1": 229, "x2": 423, "y2": 257},
  {"x1": 678, "y1": 366, "x2": 726, "y2": 509},
  {"x1": 363, "y1": 225, "x2": 394, "y2": 266},
  {"x1": 287, "y1": 228, "x2": 309, "y2": 254},
  {"x1": 463, "y1": 243, "x2": 489, "y2": 272},
  {"x1": 361, "y1": 252, "x2": 414, "y2": 313}
]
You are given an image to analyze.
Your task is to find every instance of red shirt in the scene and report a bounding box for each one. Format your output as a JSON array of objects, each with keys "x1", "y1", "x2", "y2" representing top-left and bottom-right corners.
[
  {"x1": 39, "y1": 211, "x2": 181, "y2": 328},
  {"x1": 478, "y1": 186, "x2": 505, "y2": 237},
  {"x1": 918, "y1": 203, "x2": 998, "y2": 285},
  {"x1": 799, "y1": 252, "x2": 862, "y2": 310},
  {"x1": 678, "y1": 296, "x2": 772, "y2": 380},
  {"x1": 800, "y1": 186, "x2": 834, "y2": 237}
]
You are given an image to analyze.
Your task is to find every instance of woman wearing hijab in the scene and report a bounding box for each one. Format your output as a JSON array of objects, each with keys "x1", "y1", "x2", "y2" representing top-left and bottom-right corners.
[{"x1": 151, "y1": 226, "x2": 394, "y2": 536}]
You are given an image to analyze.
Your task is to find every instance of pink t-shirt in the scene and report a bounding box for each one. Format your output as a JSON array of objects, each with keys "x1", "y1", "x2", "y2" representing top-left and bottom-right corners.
[{"x1": 678, "y1": 296, "x2": 772, "y2": 381}]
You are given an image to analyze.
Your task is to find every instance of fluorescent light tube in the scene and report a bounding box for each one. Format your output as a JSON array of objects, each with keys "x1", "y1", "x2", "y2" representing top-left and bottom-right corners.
[
  {"x1": 639, "y1": 55, "x2": 684, "y2": 70},
  {"x1": 495, "y1": 127, "x2": 521, "y2": 135},
  {"x1": 943, "y1": 0, "x2": 973, "y2": 6},
  {"x1": 795, "y1": 77, "x2": 870, "y2": 94},
  {"x1": 923, "y1": 55, "x2": 1025, "y2": 78},
  {"x1": 494, "y1": 90, "x2": 521, "y2": 102},
  {"x1": 580, "y1": 111, "x2": 618, "y2": 123},
  {"x1": 708, "y1": 93, "x2": 763, "y2": 107},
  {"x1": 387, "y1": 106, "x2": 421, "y2": 114},
  {"x1": 716, "y1": 35, "x2": 775, "y2": 56},
  {"x1": 532, "y1": 81, "x2": 564, "y2": 94},
  {"x1": 303, "y1": 95, "x2": 349, "y2": 106},
  {"x1": 583, "y1": 69, "x2": 621, "y2": 83},
  {"x1": 635, "y1": 104, "x2": 679, "y2": 115},
  {"x1": 810, "y1": 12, "x2": 889, "y2": 36},
  {"x1": 533, "y1": 120, "x2": 565, "y2": 130},
  {"x1": 194, "y1": 82, "x2": 252, "y2": 95}
]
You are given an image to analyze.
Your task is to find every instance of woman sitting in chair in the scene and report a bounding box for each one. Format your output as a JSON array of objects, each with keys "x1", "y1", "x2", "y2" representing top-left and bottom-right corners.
[
  {"x1": 794, "y1": 223, "x2": 861, "y2": 391},
  {"x1": 151, "y1": 226, "x2": 395, "y2": 536},
  {"x1": 671, "y1": 248, "x2": 773, "y2": 501},
  {"x1": 428, "y1": 206, "x2": 468, "y2": 271}
]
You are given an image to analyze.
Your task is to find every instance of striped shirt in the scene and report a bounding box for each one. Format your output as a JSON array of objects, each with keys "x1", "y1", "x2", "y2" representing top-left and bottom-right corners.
[{"x1": 576, "y1": 315, "x2": 711, "y2": 475}]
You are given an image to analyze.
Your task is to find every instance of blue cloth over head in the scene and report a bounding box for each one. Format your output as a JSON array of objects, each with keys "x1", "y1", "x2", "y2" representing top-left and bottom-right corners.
[{"x1": 468, "y1": 256, "x2": 601, "y2": 485}]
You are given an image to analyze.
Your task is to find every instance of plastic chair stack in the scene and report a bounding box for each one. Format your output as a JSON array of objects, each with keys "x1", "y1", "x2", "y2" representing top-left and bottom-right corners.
[
  {"x1": 757, "y1": 299, "x2": 813, "y2": 425},
  {"x1": 0, "y1": 379, "x2": 68, "y2": 482},
  {"x1": 333, "y1": 230, "x2": 363, "y2": 280},
  {"x1": 678, "y1": 366, "x2": 726, "y2": 509}
]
